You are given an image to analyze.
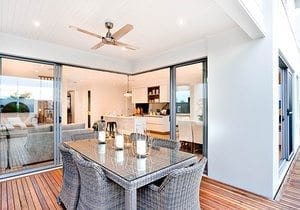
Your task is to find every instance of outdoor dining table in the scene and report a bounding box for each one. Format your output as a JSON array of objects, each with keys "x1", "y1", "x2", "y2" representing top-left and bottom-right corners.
[{"x1": 64, "y1": 138, "x2": 198, "y2": 210}]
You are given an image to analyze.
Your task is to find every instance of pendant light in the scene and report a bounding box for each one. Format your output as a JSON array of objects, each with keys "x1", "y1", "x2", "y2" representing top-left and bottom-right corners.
[{"x1": 124, "y1": 75, "x2": 132, "y2": 97}]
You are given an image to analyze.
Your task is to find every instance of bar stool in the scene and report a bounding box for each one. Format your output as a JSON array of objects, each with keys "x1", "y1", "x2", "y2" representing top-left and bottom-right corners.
[{"x1": 106, "y1": 121, "x2": 117, "y2": 137}]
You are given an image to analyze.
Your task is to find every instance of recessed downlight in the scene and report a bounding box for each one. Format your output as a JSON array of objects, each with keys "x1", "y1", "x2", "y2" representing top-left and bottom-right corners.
[
  {"x1": 178, "y1": 18, "x2": 186, "y2": 26},
  {"x1": 33, "y1": 20, "x2": 40, "y2": 27}
]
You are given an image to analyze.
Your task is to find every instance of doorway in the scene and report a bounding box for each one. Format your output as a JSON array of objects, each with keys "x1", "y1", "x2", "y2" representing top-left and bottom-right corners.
[
  {"x1": 0, "y1": 57, "x2": 58, "y2": 177},
  {"x1": 279, "y1": 56, "x2": 294, "y2": 165}
]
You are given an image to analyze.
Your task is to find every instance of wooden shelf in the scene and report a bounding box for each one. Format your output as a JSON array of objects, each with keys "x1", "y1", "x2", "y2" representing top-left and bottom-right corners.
[{"x1": 148, "y1": 86, "x2": 160, "y2": 103}]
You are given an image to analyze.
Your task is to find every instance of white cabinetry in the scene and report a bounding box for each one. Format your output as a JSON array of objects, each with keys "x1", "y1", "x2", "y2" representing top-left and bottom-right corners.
[
  {"x1": 146, "y1": 116, "x2": 170, "y2": 133},
  {"x1": 159, "y1": 84, "x2": 169, "y2": 102},
  {"x1": 132, "y1": 87, "x2": 148, "y2": 103}
]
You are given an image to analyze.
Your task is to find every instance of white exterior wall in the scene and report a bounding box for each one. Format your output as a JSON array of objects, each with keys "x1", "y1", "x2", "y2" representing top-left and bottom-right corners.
[
  {"x1": 207, "y1": 25, "x2": 274, "y2": 197},
  {"x1": 273, "y1": 0, "x2": 300, "y2": 196},
  {"x1": 0, "y1": 32, "x2": 132, "y2": 73}
]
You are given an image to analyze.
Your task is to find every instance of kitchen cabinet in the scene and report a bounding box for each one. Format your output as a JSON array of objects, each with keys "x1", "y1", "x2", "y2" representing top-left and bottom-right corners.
[
  {"x1": 159, "y1": 84, "x2": 169, "y2": 102},
  {"x1": 148, "y1": 86, "x2": 160, "y2": 103},
  {"x1": 145, "y1": 115, "x2": 170, "y2": 133},
  {"x1": 132, "y1": 87, "x2": 148, "y2": 103}
]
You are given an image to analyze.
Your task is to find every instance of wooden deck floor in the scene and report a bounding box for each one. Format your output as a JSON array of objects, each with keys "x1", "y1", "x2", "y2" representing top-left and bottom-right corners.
[
  {"x1": 275, "y1": 149, "x2": 300, "y2": 209},
  {"x1": 1, "y1": 150, "x2": 300, "y2": 209}
]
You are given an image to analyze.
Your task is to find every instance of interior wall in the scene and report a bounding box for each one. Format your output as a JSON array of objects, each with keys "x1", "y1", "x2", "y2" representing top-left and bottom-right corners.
[
  {"x1": 0, "y1": 32, "x2": 132, "y2": 73},
  {"x1": 61, "y1": 68, "x2": 127, "y2": 126},
  {"x1": 207, "y1": 25, "x2": 274, "y2": 198}
]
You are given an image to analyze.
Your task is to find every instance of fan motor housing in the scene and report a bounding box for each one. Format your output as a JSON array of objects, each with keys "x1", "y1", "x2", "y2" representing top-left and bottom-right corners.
[{"x1": 105, "y1": 22, "x2": 113, "y2": 29}]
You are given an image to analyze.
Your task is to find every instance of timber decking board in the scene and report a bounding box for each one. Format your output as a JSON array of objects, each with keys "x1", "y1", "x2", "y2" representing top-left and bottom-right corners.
[
  {"x1": 276, "y1": 148, "x2": 300, "y2": 209},
  {"x1": 1, "y1": 148, "x2": 300, "y2": 209}
]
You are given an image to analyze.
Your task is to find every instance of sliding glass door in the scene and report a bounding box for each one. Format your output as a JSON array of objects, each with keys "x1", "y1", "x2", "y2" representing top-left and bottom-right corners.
[
  {"x1": 170, "y1": 59, "x2": 207, "y2": 156},
  {"x1": 0, "y1": 57, "x2": 58, "y2": 177},
  {"x1": 278, "y1": 56, "x2": 294, "y2": 166}
]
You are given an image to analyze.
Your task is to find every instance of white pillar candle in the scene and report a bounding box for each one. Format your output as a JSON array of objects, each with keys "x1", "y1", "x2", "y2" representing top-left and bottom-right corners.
[
  {"x1": 136, "y1": 140, "x2": 146, "y2": 156},
  {"x1": 115, "y1": 150, "x2": 124, "y2": 163},
  {"x1": 137, "y1": 158, "x2": 146, "y2": 171},
  {"x1": 115, "y1": 134, "x2": 124, "y2": 149},
  {"x1": 98, "y1": 131, "x2": 106, "y2": 143}
]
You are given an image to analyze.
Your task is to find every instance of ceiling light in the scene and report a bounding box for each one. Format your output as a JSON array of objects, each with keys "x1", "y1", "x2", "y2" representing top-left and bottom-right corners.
[
  {"x1": 124, "y1": 75, "x2": 132, "y2": 97},
  {"x1": 178, "y1": 18, "x2": 185, "y2": 26},
  {"x1": 33, "y1": 20, "x2": 40, "y2": 27}
]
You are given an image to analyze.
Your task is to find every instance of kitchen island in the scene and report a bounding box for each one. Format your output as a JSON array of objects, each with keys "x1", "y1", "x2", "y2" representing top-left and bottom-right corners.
[
  {"x1": 104, "y1": 115, "x2": 147, "y2": 135},
  {"x1": 144, "y1": 115, "x2": 170, "y2": 134}
]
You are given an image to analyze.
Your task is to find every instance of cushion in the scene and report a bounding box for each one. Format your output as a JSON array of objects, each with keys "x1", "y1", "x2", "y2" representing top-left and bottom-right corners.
[
  {"x1": 62, "y1": 123, "x2": 85, "y2": 130},
  {"x1": 7, "y1": 117, "x2": 27, "y2": 128}
]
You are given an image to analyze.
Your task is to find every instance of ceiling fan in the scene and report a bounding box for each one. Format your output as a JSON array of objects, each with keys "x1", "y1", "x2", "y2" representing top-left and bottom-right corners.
[{"x1": 69, "y1": 22, "x2": 138, "y2": 50}]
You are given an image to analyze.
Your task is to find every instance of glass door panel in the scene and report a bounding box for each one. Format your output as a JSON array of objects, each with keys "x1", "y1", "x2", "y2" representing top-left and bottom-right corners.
[
  {"x1": 0, "y1": 58, "x2": 54, "y2": 176},
  {"x1": 174, "y1": 62, "x2": 206, "y2": 155}
]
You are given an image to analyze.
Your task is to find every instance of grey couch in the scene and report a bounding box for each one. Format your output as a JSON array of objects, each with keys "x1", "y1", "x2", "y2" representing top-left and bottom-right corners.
[{"x1": 24, "y1": 123, "x2": 90, "y2": 164}]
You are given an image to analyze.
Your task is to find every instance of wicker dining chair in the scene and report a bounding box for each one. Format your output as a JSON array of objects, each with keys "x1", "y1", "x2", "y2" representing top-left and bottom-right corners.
[
  {"x1": 57, "y1": 144, "x2": 80, "y2": 210},
  {"x1": 129, "y1": 132, "x2": 147, "y2": 141},
  {"x1": 71, "y1": 131, "x2": 97, "y2": 141},
  {"x1": 72, "y1": 152, "x2": 125, "y2": 210},
  {"x1": 137, "y1": 157, "x2": 207, "y2": 210},
  {"x1": 152, "y1": 138, "x2": 181, "y2": 150}
]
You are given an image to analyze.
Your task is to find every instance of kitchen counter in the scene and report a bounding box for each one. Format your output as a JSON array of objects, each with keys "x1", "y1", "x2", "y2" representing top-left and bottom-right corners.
[
  {"x1": 143, "y1": 115, "x2": 169, "y2": 118},
  {"x1": 104, "y1": 115, "x2": 147, "y2": 135}
]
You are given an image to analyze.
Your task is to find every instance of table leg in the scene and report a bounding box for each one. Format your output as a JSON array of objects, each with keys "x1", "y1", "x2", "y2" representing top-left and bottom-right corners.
[{"x1": 125, "y1": 188, "x2": 137, "y2": 210}]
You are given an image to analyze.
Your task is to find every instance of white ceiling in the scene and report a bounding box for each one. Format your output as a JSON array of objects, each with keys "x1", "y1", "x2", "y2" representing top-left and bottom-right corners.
[{"x1": 0, "y1": 0, "x2": 236, "y2": 61}]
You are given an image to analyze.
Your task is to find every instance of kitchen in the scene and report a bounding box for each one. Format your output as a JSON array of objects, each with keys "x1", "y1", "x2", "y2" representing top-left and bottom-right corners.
[{"x1": 62, "y1": 63, "x2": 204, "y2": 147}]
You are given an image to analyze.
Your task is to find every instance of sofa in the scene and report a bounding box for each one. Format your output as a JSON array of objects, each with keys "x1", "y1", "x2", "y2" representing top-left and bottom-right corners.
[{"x1": 24, "y1": 123, "x2": 90, "y2": 164}]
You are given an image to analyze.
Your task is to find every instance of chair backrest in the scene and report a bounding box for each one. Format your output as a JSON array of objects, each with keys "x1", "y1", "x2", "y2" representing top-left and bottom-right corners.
[
  {"x1": 178, "y1": 120, "x2": 193, "y2": 142},
  {"x1": 129, "y1": 133, "x2": 147, "y2": 141},
  {"x1": 72, "y1": 152, "x2": 111, "y2": 208},
  {"x1": 71, "y1": 131, "x2": 96, "y2": 141},
  {"x1": 58, "y1": 144, "x2": 80, "y2": 209},
  {"x1": 158, "y1": 157, "x2": 207, "y2": 209},
  {"x1": 72, "y1": 152, "x2": 125, "y2": 209},
  {"x1": 59, "y1": 144, "x2": 78, "y2": 175},
  {"x1": 152, "y1": 138, "x2": 180, "y2": 150}
]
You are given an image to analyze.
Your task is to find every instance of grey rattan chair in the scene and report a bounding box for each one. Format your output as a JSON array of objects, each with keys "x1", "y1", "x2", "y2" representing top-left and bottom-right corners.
[
  {"x1": 129, "y1": 133, "x2": 147, "y2": 141},
  {"x1": 71, "y1": 131, "x2": 97, "y2": 141},
  {"x1": 137, "y1": 157, "x2": 207, "y2": 210},
  {"x1": 72, "y1": 152, "x2": 125, "y2": 210},
  {"x1": 57, "y1": 144, "x2": 80, "y2": 210},
  {"x1": 152, "y1": 138, "x2": 181, "y2": 150}
]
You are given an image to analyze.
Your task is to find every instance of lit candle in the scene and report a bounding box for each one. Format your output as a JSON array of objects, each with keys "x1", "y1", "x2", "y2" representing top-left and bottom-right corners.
[
  {"x1": 98, "y1": 131, "x2": 106, "y2": 143},
  {"x1": 137, "y1": 158, "x2": 146, "y2": 171},
  {"x1": 115, "y1": 134, "x2": 124, "y2": 150},
  {"x1": 136, "y1": 139, "x2": 146, "y2": 156}
]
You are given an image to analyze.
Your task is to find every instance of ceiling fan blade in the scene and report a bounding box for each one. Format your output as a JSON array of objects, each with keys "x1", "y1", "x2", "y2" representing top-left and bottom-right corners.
[
  {"x1": 112, "y1": 24, "x2": 133, "y2": 40},
  {"x1": 91, "y1": 41, "x2": 105, "y2": 50},
  {"x1": 114, "y1": 41, "x2": 138, "y2": 50},
  {"x1": 69, "y1": 25, "x2": 103, "y2": 39}
]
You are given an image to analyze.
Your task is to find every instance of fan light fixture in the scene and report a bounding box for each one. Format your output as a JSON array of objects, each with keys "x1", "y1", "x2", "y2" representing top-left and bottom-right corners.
[{"x1": 124, "y1": 75, "x2": 132, "y2": 97}]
